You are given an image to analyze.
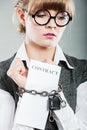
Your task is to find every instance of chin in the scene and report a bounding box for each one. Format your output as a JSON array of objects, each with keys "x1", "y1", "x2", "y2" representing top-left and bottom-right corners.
[
  {"x1": 47, "y1": 42, "x2": 57, "y2": 48},
  {"x1": 43, "y1": 44, "x2": 57, "y2": 49},
  {"x1": 39, "y1": 40, "x2": 58, "y2": 48}
]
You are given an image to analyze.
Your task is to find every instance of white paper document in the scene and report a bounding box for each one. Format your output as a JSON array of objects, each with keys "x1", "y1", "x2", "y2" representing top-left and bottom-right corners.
[{"x1": 14, "y1": 60, "x2": 61, "y2": 129}]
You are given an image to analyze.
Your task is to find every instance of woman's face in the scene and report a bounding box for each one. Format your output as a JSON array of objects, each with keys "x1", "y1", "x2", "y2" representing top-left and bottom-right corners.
[{"x1": 25, "y1": 9, "x2": 66, "y2": 48}]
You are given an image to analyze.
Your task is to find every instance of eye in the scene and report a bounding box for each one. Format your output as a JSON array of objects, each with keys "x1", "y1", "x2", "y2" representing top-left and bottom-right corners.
[
  {"x1": 59, "y1": 16, "x2": 66, "y2": 20},
  {"x1": 57, "y1": 12, "x2": 68, "y2": 20},
  {"x1": 35, "y1": 10, "x2": 48, "y2": 18},
  {"x1": 36, "y1": 14, "x2": 46, "y2": 18}
]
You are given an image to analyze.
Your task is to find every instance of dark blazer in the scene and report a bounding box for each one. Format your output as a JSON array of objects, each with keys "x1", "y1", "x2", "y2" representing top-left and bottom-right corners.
[{"x1": 0, "y1": 54, "x2": 87, "y2": 130}]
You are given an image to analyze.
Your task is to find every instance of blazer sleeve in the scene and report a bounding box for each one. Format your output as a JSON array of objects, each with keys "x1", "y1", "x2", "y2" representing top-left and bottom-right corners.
[{"x1": 0, "y1": 89, "x2": 15, "y2": 130}]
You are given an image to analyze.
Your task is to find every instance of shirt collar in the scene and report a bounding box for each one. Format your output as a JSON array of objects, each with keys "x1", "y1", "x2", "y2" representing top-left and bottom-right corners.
[
  {"x1": 54, "y1": 45, "x2": 74, "y2": 69},
  {"x1": 16, "y1": 42, "x2": 30, "y2": 68},
  {"x1": 16, "y1": 42, "x2": 74, "y2": 69}
]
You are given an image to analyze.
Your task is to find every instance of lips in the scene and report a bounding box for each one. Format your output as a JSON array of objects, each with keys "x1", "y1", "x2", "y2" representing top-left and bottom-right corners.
[
  {"x1": 44, "y1": 33, "x2": 56, "y2": 36},
  {"x1": 43, "y1": 33, "x2": 56, "y2": 38}
]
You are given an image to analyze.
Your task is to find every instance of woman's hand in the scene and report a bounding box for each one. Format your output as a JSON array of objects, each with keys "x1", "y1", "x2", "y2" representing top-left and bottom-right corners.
[
  {"x1": 7, "y1": 57, "x2": 28, "y2": 88},
  {"x1": 7, "y1": 58, "x2": 54, "y2": 88}
]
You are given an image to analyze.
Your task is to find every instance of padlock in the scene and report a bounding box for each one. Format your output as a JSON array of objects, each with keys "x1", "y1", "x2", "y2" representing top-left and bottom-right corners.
[{"x1": 49, "y1": 95, "x2": 60, "y2": 110}]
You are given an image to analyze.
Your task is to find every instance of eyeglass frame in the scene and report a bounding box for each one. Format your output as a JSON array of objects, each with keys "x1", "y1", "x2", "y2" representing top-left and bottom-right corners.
[{"x1": 28, "y1": 9, "x2": 72, "y2": 27}]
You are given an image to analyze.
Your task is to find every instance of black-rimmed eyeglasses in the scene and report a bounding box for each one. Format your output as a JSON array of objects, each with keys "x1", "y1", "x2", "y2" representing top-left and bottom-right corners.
[{"x1": 29, "y1": 9, "x2": 72, "y2": 27}]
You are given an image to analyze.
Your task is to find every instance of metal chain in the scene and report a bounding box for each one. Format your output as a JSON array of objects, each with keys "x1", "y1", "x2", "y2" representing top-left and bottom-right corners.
[
  {"x1": 16, "y1": 85, "x2": 66, "y2": 108},
  {"x1": 16, "y1": 84, "x2": 62, "y2": 97},
  {"x1": 16, "y1": 84, "x2": 66, "y2": 123}
]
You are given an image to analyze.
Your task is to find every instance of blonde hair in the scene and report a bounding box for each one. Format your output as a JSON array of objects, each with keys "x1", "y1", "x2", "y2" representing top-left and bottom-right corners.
[{"x1": 15, "y1": 0, "x2": 75, "y2": 33}]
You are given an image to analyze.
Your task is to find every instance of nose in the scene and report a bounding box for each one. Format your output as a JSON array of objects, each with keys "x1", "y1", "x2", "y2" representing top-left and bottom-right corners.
[{"x1": 46, "y1": 17, "x2": 57, "y2": 28}]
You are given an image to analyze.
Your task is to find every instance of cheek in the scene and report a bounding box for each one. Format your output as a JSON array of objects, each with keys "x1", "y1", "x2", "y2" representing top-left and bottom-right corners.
[
  {"x1": 26, "y1": 19, "x2": 34, "y2": 33},
  {"x1": 25, "y1": 19, "x2": 44, "y2": 43},
  {"x1": 26, "y1": 19, "x2": 41, "y2": 35}
]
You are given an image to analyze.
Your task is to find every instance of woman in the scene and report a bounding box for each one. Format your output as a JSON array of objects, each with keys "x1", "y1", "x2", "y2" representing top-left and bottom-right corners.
[{"x1": 0, "y1": 0, "x2": 87, "y2": 130}]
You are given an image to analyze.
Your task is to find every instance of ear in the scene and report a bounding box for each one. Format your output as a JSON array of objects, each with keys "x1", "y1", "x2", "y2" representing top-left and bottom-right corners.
[{"x1": 17, "y1": 8, "x2": 26, "y2": 26}]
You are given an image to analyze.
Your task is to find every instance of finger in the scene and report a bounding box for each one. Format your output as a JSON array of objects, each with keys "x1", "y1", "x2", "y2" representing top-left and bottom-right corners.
[
  {"x1": 7, "y1": 57, "x2": 26, "y2": 77},
  {"x1": 11, "y1": 72, "x2": 27, "y2": 88}
]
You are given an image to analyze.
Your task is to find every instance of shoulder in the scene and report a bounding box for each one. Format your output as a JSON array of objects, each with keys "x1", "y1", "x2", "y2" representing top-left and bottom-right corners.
[
  {"x1": 0, "y1": 54, "x2": 17, "y2": 94},
  {"x1": 0, "y1": 54, "x2": 15, "y2": 76},
  {"x1": 65, "y1": 54, "x2": 87, "y2": 82},
  {"x1": 0, "y1": 54, "x2": 19, "y2": 106},
  {"x1": 65, "y1": 54, "x2": 87, "y2": 69}
]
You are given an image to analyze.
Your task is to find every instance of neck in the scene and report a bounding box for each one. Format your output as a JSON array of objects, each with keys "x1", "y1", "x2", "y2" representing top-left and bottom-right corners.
[{"x1": 25, "y1": 42, "x2": 56, "y2": 62}]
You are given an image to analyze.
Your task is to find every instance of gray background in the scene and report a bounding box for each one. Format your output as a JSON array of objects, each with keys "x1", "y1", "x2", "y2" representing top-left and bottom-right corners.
[{"x1": 0, "y1": 0, "x2": 87, "y2": 61}]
